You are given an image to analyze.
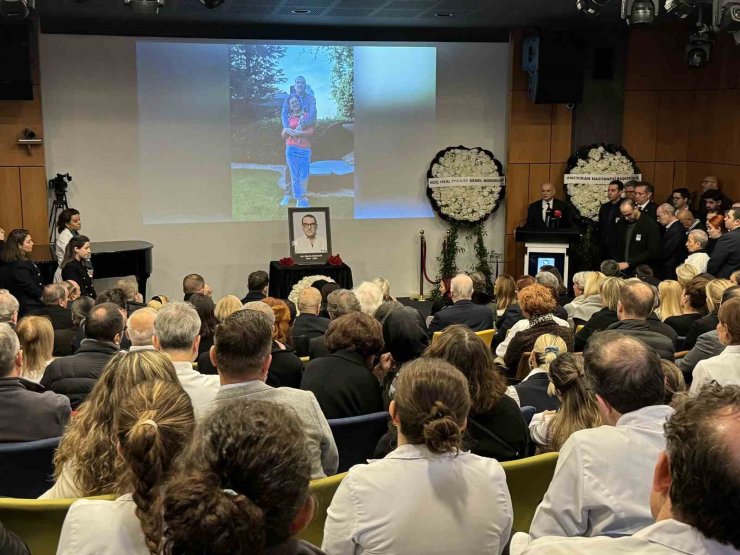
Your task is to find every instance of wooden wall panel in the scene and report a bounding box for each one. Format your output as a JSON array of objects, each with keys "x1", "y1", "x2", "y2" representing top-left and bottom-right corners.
[
  {"x1": 527, "y1": 164, "x2": 551, "y2": 206},
  {"x1": 655, "y1": 91, "x2": 691, "y2": 162},
  {"x1": 20, "y1": 167, "x2": 49, "y2": 243},
  {"x1": 0, "y1": 86, "x2": 45, "y2": 167},
  {"x1": 685, "y1": 163, "x2": 740, "y2": 202},
  {"x1": 549, "y1": 163, "x2": 568, "y2": 200},
  {"x1": 508, "y1": 91, "x2": 554, "y2": 164},
  {"x1": 0, "y1": 168, "x2": 23, "y2": 232},
  {"x1": 550, "y1": 105, "x2": 573, "y2": 163},
  {"x1": 505, "y1": 164, "x2": 531, "y2": 234},
  {"x1": 510, "y1": 30, "x2": 529, "y2": 92},
  {"x1": 653, "y1": 162, "x2": 675, "y2": 203},
  {"x1": 623, "y1": 91, "x2": 659, "y2": 161},
  {"x1": 636, "y1": 161, "x2": 655, "y2": 184}
]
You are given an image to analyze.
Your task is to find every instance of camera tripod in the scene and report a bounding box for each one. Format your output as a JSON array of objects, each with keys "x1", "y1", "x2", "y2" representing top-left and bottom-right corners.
[{"x1": 49, "y1": 193, "x2": 69, "y2": 243}]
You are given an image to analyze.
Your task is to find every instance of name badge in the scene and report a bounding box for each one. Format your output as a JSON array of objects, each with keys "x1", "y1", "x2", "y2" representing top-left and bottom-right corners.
[{"x1": 636, "y1": 234, "x2": 642, "y2": 241}]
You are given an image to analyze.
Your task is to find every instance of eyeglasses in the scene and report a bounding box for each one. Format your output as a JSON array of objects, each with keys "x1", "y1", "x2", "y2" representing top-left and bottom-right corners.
[{"x1": 302, "y1": 223, "x2": 317, "y2": 228}]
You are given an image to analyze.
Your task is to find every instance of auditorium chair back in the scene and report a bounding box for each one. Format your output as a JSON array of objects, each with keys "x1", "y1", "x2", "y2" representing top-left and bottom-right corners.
[
  {"x1": 328, "y1": 411, "x2": 389, "y2": 473},
  {"x1": 297, "y1": 472, "x2": 348, "y2": 547},
  {"x1": 432, "y1": 328, "x2": 495, "y2": 348},
  {"x1": 500, "y1": 452, "x2": 559, "y2": 533},
  {"x1": 0, "y1": 437, "x2": 60, "y2": 498}
]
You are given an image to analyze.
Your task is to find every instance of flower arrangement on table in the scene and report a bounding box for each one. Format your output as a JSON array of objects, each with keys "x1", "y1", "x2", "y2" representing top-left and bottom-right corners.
[{"x1": 287, "y1": 275, "x2": 336, "y2": 307}]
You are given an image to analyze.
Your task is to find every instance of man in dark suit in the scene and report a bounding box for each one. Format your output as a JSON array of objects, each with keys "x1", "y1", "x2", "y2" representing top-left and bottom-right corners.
[
  {"x1": 655, "y1": 203, "x2": 687, "y2": 280},
  {"x1": 240, "y1": 270, "x2": 269, "y2": 304},
  {"x1": 616, "y1": 199, "x2": 661, "y2": 276},
  {"x1": 428, "y1": 274, "x2": 494, "y2": 334},
  {"x1": 32, "y1": 284, "x2": 73, "y2": 330},
  {"x1": 525, "y1": 182, "x2": 570, "y2": 229},
  {"x1": 707, "y1": 207, "x2": 740, "y2": 278},
  {"x1": 599, "y1": 180, "x2": 624, "y2": 260},
  {"x1": 634, "y1": 182, "x2": 657, "y2": 220},
  {"x1": 291, "y1": 286, "x2": 330, "y2": 356},
  {"x1": 677, "y1": 208, "x2": 702, "y2": 236}
]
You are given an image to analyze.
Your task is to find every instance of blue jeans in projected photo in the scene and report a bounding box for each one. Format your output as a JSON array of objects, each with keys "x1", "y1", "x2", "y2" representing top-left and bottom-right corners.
[{"x1": 286, "y1": 145, "x2": 311, "y2": 205}]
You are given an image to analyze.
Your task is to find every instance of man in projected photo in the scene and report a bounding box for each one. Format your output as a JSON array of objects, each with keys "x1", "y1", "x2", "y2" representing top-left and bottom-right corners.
[
  {"x1": 281, "y1": 93, "x2": 315, "y2": 208},
  {"x1": 294, "y1": 214, "x2": 327, "y2": 253},
  {"x1": 281, "y1": 76, "x2": 317, "y2": 129}
]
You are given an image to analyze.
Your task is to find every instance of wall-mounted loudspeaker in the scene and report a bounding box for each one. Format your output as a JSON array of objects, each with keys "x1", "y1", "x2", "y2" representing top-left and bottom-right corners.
[
  {"x1": 522, "y1": 31, "x2": 585, "y2": 104},
  {"x1": 0, "y1": 21, "x2": 33, "y2": 100}
]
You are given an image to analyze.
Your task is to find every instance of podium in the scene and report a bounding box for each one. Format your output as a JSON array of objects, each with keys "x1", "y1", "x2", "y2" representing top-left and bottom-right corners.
[{"x1": 514, "y1": 228, "x2": 581, "y2": 284}]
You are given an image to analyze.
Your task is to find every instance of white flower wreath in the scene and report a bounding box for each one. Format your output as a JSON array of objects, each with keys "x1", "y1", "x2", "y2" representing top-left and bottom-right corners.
[
  {"x1": 287, "y1": 275, "x2": 336, "y2": 309},
  {"x1": 566, "y1": 146, "x2": 638, "y2": 222},
  {"x1": 427, "y1": 147, "x2": 504, "y2": 224}
]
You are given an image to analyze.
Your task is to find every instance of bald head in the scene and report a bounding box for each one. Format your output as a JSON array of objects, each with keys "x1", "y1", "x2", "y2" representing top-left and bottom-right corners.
[
  {"x1": 701, "y1": 175, "x2": 718, "y2": 192},
  {"x1": 677, "y1": 208, "x2": 694, "y2": 230},
  {"x1": 541, "y1": 182, "x2": 555, "y2": 202},
  {"x1": 126, "y1": 307, "x2": 157, "y2": 347},
  {"x1": 450, "y1": 274, "x2": 474, "y2": 302},
  {"x1": 618, "y1": 281, "x2": 655, "y2": 320}
]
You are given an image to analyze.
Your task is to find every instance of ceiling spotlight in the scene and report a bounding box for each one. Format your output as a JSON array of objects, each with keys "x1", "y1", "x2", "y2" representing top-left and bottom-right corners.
[
  {"x1": 291, "y1": 8, "x2": 311, "y2": 14},
  {"x1": 686, "y1": 23, "x2": 713, "y2": 67},
  {"x1": 665, "y1": 0, "x2": 699, "y2": 18},
  {"x1": 576, "y1": 0, "x2": 611, "y2": 16},
  {"x1": 621, "y1": 0, "x2": 659, "y2": 24},
  {"x1": 434, "y1": 12, "x2": 454, "y2": 16},
  {"x1": 200, "y1": 0, "x2": 223, "y2": 8},
  {"x1": 123, "y1": 0, "x2": 165, "y2": 15},
  {"x1": 0, "y1": 0, "x2": 34, "y2": 19},
  {"x1": 713, "y1": 0, "x2": 740, "y2": 32}
]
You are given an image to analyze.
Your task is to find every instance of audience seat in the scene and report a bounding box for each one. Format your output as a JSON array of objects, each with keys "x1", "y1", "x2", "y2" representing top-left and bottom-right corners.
[
  {"x1": 300, "y1": 356, "x2": 310, "y2": 363},
  {"x1": 432, "y1": 329, "x2": 495, "y2": 347},
  {"x1": 0, "y1": 437, "x2": 61, "y2": 498},
  {"x1": 328, "y1": 411, "x2": 390, "y2": 473},
  {"x1": 516, "y1": 352, "x2": 533, "y2": 380},
  {"x1": 0, "y1": 495, "x2": 115, "y2": 555},
  {"x1": 500, "y1": 452, "x2": 559, "y2": 533},
  {"x1": 520, "y1": 406, "x2": 536, "y2": 426},
  {"x1": 298, "y1": 472, "x2": 348, "y2": 547}
]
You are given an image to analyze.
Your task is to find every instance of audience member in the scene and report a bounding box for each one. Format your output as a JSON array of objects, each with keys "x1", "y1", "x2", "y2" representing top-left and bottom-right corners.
[
  {"x1": 161, "y1": 401, "x2": 322, "y2": 554},
  {"x1": 57, "y1": 379, "x2": 194, "y2": 555},
  {"x1": 636, "y1": 264, "x2": 660, "y2": 287},
  {"x1": 529, "y1": 353, "x2": 601, "y2": 453},
  {"x1": 0, "y1": 522, "x2": 29, "y2": 555},
  {"x1": 574, "y1": 276, "x2": 623, "y2": 351},
  {"x1": 16, "y1": 316, "x2": 54, "y2": 382},
  {"x1": 506, "y1": 334, "x2": 567, "y2": 413},
  {"x1": 708, "y1": 207, "x2": 740, "y2": 278},
  {"x1": 54, "y1": 208, "x2": 81, "y2": 265},
  {"x1": 0, "y1": 323, "x2": 70, "y2": 442},
  {"x1": 0, "y1": 290, "x2": 19, "y2": 326},
  {"x1": 114, "y1": 278, "x2": 145, "y2": 313},
  {"x1": 670, "y1": 187, "x2": 691, "y2": 211},
  {"x1": 519, "y1": 333, "x2": 672, "y2": 546},
  {"x1": 96, "y1": 288, "x2": 128, "y2": 313},
  {"x1": 684, "y1": 278, "x2": 732, "y2": 350},
  {"x1": 503, "y1": 284, "x2": 573, "y2": 372},
  {"x1": 690, "y1": 297, "x2": 740, "y2": 393},
  {"x1": 323, "y1": 358, "x2": 513, "y2": 555},
  {"x1": 702, "y1": 189, "x2": 727, "y2": 220},
  {"x1": 623, "y1": 179, "x2": 637, "y2": 201},
  {"x1": 675, "y1": 262, "x2": 699, "y2": 289},
  {"x1": 705, "y1": 213, "x2": 727, "y2": 255},
  {"x1": 59, "y1": 236, "x2": 96, "y2": 299},
  {"x1": 146, "y1": 294, "x2": 169, "y2": 311},
  {"x1": 54, "y1": 295, "x2": 94, "y2": 356},
  {"x1": 655, "y1": 204, "x2": 687, "y2": 279},
  {"x1": 493, "y1": 274, "x2": 516, "y2": 322},
  {"x1": 599, "y1": 180, "x2": 624, "y2": 260},
  {"x1": 126, "y1": 307, "x2": 157, "y2": 351},
  {"x1": 198, "y1": 310, "x2": 337, "y2": 478},
  {"x1": 153, "y1": 301, "x2": 219, "y2": 409},
  {"x1": 35, "y1": 284, "x2": 73, "y2": 329},
  {"x1": 240, "y1": 269, "x2": 269, "y2": 304},
  {"x1": 563, "y1": 272, "x2": 587, "y2": 318},
  {"x1": 63, "y1": 280, "x2": 80, "y2": 303},
  {"x1": 664, "y1": 278, "x2": 705, "y2": 337},
  {"x1": 731, "y1": 269, "x2": 740, "y2": 287},
  {"x1": 319, "y1": 282, "x2": 341, "y2": 318},
  {"x1": 535, "y1": 269, "x2": 569, "y2": 309},
  {"x1": 493, "y1": 275, "x2": 536, "y2": 350},
  {"x1": 599, "y1": 259, "x2": 620, "y2": 277},
  {"x1": 616, "y1": 199, "x2": 660, "y2": 275},
  {"x1": 378, "y1": 302, "x2": 429, "y2": 373},
  {"x1": 187, "y1": 292, "x2": 217, "y2": 359},
  {"x1": 353, "y1": 280, "x2": 384, "y2": 318},
  {"x1": 657, "y1": 280, "x2": 683, "y2": 321},
  {"x1": 539, "y1": 265, "x2": 569, "y2": 305},
  {"x1": 41, "y1": 303, "x2": 124, "y2": 409},
  {"x1": 469, "y1": 271, "x2": 494, "y2": 309},
  {"x1": 430, "y1": 275, "x2": 454, "y2": 316},
  {"x1": 570, "y1": 272, "x2": 605, "y2": 326},
  {"x1": 42, "y1": 351, "x2": 179, "y2": 499},
  {"x1": 372, "y1": 276, "x2": 394, "y2": 302},
  {"x1": 309, "y1": 289, "x2": 361, "y2": 359},
  {"x1": 291, "y1": 286, "x2": 330, "y2": 357},
  {"x1": 697, "y1": 175, "x2": 732, "y2": 215},
  {"x1": 661, "y1": 360, "x2": 686, "y2": 405},
  {"x1": 0, "y1": 229, "x2": 44, "y2": 317},
  {"x1": 182, "y1": 273, "x2": 212, "y2": 301},
  {"x1": 428, "y1": 273, "x2": 494, "y2": 334},
  {"x1": 260, "y1": 297, "x2": 304, "y2": 389},
  {"x1": 634, "y1": 181, "x2": 658, "y2": 218},
  {"x1": 676, "y1": 208, "x2": 701, "y2": 234},
  {"x1": 521, "y1": 383, "x2": 740, "y2": 554},
  {"x1": 214, "y1": 294, "x2": 242, "y2": 322},
  {"x1": 683, "y1": 229, "x2": 710, "y2": 273},
  {"x1": 302, "y1": 312, "x2": 384, "y2": 419}
]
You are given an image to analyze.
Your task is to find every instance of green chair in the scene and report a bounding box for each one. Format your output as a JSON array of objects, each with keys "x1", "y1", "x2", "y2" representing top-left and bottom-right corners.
[
  {"x1": 0, "y1": 495, "x2": 116, "y2": 555},
  {"x1": 501, "y1": 452, "x2": 559, "y2": 533},
  {"x1": 297, "y1": 472, "x2": 347, "y2": 548}
]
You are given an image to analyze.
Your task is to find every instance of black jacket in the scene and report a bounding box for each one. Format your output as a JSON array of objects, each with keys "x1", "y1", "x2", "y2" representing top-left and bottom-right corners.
[
  {"x1": 240, "y1": 290, "x2": 266, "y2": 304},
  {"x1": 31, "y1": 305, "x2": 74, "y2": 330},
  {"x1": 309, "y1": 335, "x2": 331, "y2": 360},
  {"x1": 266, "y1": 342, "x2": 304, "y2": 389},
  {"x1": 493, "y1": 303, "x2": 524, "y2": 351},
  {"x1": 381, "y1": 305, "x2": 429, "y2": 364},
  {"x1": 61, "y1": 259, "x2": 96, "y2": 299},
  {"x1": 600, "y1": 320, "x2": 675, "y2": 360},
  {"x1": 291, "y1": 314, "x2": 330, "y2": 357},
  {"x1": 707, "y1": 228, "x2": 740, "y2": 279},
  {"x1": 574, "y1": 308, "x2": 619, "y2": 352},
  {"x1": 466, "y1": 395, "x2": 529, "y2": 461},
  {"x1": 40, "y1": 339, "x2": 120, "y2": 409},
  {"x1": 3, "y1": 260, "x2": 44, "y2": 317},
  {"x1": 301, "y1": 350, "x2": 383, "y2": 420},
  {"x1": 599, "y1": 200, "x2": 622, "y2": 259},
  {"x1": 656, "y1": 222, "x2": 687, "y2": 280},
  {"x1": 514, "y1": 372, "x2": 561, "y2": 413},
  {"x1": 427, "y1": 300, "x2": 494, "y2": 335},
  {"x1": 638, "y1": 200, "x2": 658, "y2": 219},
  {"x1": 615, "y1": 213, "x2": 661, "y2": 269},
  {"x1": 0, "y1": 522, "x2": 30, "y2": 555},
  {"x1": 525, "y1": 198, "x2": 571, "y2": 229},
  {"x1": 664, "y1": 313, "x2": 703, "y2": 338},
  {"x1": 684, "y1": 313, "x2": 719, "y2": 351},
  {"x1": 0, "y1": 377, "x2": 70, "y2": 442}
]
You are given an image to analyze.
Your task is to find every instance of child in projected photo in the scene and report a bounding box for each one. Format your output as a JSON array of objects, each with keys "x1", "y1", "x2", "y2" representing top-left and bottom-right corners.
[{"x1": 280, "y1": 93, "x2": 315, "y2": 208}]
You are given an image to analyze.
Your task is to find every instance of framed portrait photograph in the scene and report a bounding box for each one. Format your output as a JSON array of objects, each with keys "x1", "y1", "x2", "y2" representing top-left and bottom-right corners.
[{"x1": 288, "y1": 207, "x2": 332, "y2": 265}]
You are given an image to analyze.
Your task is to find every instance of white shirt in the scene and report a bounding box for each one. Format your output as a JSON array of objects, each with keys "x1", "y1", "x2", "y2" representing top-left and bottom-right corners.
[
  {"x1": 39, "y1": 463, "x2": 82, "y2": 500},
  {"x1": 524, "y1": 405, "x2": 674, "y2": 543},
  {"x1": 521, "y1": 519, "x2": 736, "y2": 555},
  {"x1": 690, "y1": 344, "x2": 740, "y2": 394},
  {"x1": 322, "y1": 443, "x2": 512, "y2": 555},
  {"x1": 541, "y1": 199, "x2": 553, "y2": 223},
  {"x1": 529, "y1": 410, "x2": 556, "y2": 447},
  {"x1": 171, "y1": 360, "x2": 220, "y2": 410},
  {"x1": 55, "y1": 228, "x2": 74, "y2": 264},
  {"x1": 293, "y1": 233, "x2": 327, "y2": 253},
  {"x1": 127, "y1": 345, "x2": 156, "y2": 352},
  {"x1": 57, "y1": 494, "x2": 148, "y2": 555},
  {"x1": 496, "y1": 316, "x2": 570, "y2": 358},
  {"x1": 684, "y1": 252, "x2": 710, "y2": 274}
]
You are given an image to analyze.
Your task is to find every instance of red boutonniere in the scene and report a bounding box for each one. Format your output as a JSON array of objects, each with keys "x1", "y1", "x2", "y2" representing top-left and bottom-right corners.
[
  {"x1": 553, "y1": 210, "x2": 562, "y2": 218},
  {"x1": 327, "y1": 254, "x2": 343, "y2": 266},
  {"x1": 278, "y1": 257, "x2": 295, "y2": 266}
]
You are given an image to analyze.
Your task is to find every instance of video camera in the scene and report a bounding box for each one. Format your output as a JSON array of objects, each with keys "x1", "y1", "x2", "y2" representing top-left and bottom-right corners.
[{"x1": 48, "y1": 173, "x2": 72, "y2": 203}]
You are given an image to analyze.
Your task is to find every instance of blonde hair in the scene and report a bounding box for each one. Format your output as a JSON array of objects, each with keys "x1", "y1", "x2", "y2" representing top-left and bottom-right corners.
[
  {"x1": 115, "y1": 278, "x2": 140, "y2": 302},
  {"x1": 214, "y1": 295, "x2": 242, "y2": 322},
  {"x1": 658, "y1": 280, "x2": 683, "y2": 321},
  {"x1": 661, "y1": 359, "x2": 686, "y2": 405},
  {"x1": 297, "y1": 287, "x2": 321, "y2": 314},
  {"x1": 676, "y1": 263, "x2": 699, "y2": 288},
  {"x1": 147, "y1": 295, "x2": 170, "y2": 311},
  {"x1": 599, "y1": 277, "x2": 625, "y2": 311},
  {"x1": 706, "y1": 279, "x2": 733, "y2": 313},
  {"x1": 494, "y1": 275, "x2": 516, "y2": 313},
  {"x1": 530, "y1": 333, "x2": 568, "y2": 370},
  {"x1": 16, "y1": 316, "x2": 54, "y2": 381},
  {"x1": 53, "y1": 351, "x2": 180, "y2": 497},
  {"x1": 582, "y1": 272, "x2": 606, "y2": 298},
  {"x1": 372, "y1": 277, "x2": 392, "y2": 301},
  {"x1": 546, "y1": 353, "x2": 601, "y2": 451}
]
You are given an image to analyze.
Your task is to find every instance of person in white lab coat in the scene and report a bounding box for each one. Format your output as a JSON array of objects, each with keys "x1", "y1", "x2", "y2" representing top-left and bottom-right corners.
[
  {"x1": 521, "y1": 383, "x2": 740, "y2": 555},
  {"x1": 690, "y1": 296, "x2": 740, "y2": 393},
  {"x1": 322, "y1": 357, "x2": 513, "y2": 555},
  {"x1": 511, "y1": 332, "x2": 674, "y2": 554}
]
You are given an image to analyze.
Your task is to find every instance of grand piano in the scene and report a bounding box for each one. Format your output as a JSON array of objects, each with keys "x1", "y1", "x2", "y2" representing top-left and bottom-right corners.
[{"x1": 30, "y1": 240, "x2": 154, "y2": 298}]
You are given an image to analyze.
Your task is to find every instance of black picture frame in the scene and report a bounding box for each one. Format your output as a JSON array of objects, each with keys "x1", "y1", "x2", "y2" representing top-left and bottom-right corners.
[{"x1": 288, "y1": 207, "x2": 332, "y2": 265}]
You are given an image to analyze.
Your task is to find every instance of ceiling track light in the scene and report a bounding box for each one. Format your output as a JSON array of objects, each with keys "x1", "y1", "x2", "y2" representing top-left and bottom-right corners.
[
  {"x1": 713, "y1": 0, "x2": 740, "y2": 34},
  {"x1": 686, "y1": 20, "x2": 713, "y2": 67},
  {"x1": 123, "y1": 0, "x2": 165, "y2": 15},
  {"x1": 576, "y1": 0, "x2": 611, "y2": 16},
  {"x1": 621, "y1": 0, "x2": 659, "y2": 24},
  {"x1": 665, "y1": 0, "x2": 699, "y2": 18},
  {"x1": 200, "y1": 0, "x2": 224, "y2": 8},
  {"x1": 0, "y1": 0, "x2": 34, "y2": 19}
]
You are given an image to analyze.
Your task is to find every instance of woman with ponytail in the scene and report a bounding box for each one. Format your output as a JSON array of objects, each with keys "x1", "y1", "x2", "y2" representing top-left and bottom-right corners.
[
  {"x1": 323, "y1": 358, "x2": 513, "y2": 555},
  {"x1": 506, "y1": 334, "x2": 568, "y2": 413},
  {"x1": 57, "y1": 379, "x2": 194, "y2": 554},
  {"x1": 161, "y1": 400, "x2": 321, "y2": 555}
]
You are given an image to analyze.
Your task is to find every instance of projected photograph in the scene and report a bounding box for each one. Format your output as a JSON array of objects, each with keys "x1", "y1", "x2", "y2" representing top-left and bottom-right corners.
[{"x1": 230, "y1": 45, "x2": 355, "y2": 222}]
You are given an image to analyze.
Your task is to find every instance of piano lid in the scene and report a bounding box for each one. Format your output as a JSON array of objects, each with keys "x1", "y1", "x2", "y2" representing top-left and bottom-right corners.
[{"x1": 29, "y1": 241, "x2": 154, "y2": 264}]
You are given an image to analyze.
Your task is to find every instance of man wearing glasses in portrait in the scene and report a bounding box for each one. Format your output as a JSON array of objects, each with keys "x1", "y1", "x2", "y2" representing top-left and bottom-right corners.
[{"x1": 293, "y1": 213, "x2": 327, "y2": 253}]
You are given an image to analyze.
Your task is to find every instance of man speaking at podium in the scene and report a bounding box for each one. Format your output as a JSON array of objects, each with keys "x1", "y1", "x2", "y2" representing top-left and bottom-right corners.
[{"x1": 525, "y1": 183, "x2": 571, "y2": 229}]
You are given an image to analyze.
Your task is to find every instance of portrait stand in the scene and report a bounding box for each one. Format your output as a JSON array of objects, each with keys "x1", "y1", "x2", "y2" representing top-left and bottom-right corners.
[
  {"x1": 288, "y1": 207, "x2": 332, "y2": 265},
  {"x1": 515, "y1": 228, "x2": 581, "y2": 285}
]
